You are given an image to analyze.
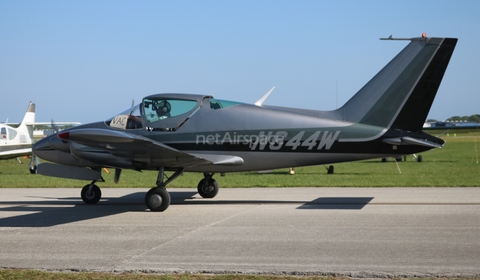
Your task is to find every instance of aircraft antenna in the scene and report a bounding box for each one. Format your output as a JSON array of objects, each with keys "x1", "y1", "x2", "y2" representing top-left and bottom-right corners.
[
  {"x1": 254, "y1": 86, "x2": 275, "y2": 106},
  {"x1": 336, "y1": 80, "x2": 338, "y2": 109}
]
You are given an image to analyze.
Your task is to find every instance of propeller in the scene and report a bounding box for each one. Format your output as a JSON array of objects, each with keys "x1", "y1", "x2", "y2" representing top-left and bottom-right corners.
[
  {"x1": 129, "y1": 99, "x2": 135, "y2": 115},
  {"x1": 51, "y1": 119, "x2": 60, "y2": 134},
  {"x1": 114, "y1": 168, "x2": 122, "y2": 184}
]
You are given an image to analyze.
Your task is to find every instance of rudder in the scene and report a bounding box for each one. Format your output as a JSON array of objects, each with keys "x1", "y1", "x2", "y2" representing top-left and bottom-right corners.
[{"x1": 337, "y1": 36, "x2": 457, "y2": 132}]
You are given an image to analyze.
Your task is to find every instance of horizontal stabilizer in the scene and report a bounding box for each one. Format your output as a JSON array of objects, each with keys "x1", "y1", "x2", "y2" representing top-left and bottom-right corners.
[
  {"x1": 25, "y1": 122, "x2": 81, "y2": 126},
  {"x1": 37, "y1": 163, "x2": 103, "y2": 180},
  {"x1": 382, "y1": 137, "x2": 443, "y2": 149}
]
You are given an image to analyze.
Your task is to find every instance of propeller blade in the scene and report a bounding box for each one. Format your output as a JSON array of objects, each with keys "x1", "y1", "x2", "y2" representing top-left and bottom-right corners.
[
  {"x1": 114, "y1": 168, "x2": 122, "y2": 184},
  {"x1": 51, "y1": 119, "x2": 60, "y2": 134}
]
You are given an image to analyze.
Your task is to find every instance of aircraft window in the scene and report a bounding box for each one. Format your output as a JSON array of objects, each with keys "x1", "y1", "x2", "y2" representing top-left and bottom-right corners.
[
  {"x1": 209, "y1": 99, "x2": 242, "y2": 110},
  {"x1": 143, "y1": 98, "x2": 197, "y2": 123},
  {"x1": 1, "y1": 127, "x2": 6, "y2": 139}
]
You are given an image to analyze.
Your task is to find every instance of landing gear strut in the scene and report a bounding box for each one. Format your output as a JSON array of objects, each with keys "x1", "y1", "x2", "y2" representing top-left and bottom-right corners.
[
  {"x1": 145, "y1": 168, "x2": 184, "y2": 212},
  {"x1": 78, "y1": 167, "x2": 221, "y2": 212}
]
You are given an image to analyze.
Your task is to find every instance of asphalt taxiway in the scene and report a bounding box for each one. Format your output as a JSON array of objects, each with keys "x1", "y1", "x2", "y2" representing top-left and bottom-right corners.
[{"x1": 0, "y1": 187, "x2": 479, "y2": 277}]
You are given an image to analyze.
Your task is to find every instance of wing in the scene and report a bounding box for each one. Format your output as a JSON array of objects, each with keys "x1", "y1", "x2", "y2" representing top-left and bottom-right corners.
[
  {"x1": 59, "y1": 128, "x2": 243, "y2": 168},
  {"x1": 0, "y1": 148, "x2": 32, "y2": 160}
]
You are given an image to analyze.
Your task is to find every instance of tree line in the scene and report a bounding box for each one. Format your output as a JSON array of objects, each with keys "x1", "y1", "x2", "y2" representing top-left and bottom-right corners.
[{"x1": 427, "y1": 114, "x2": 480, "y2": 123}]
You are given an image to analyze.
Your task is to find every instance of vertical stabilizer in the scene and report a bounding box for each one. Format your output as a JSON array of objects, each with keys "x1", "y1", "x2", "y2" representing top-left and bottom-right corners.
[
  {"x1": 18, "y1": 102, "x2": 36, "y2": 142},
  {"x1": 21, "y1": 102, "x2": 35, "y2": 125},
  {"x1": 337, "y1": 36, "x2": 457, "y2": 132}
]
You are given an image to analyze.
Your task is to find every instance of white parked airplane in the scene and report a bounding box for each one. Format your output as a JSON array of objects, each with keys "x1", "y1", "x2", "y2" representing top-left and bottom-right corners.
[{"x1": 1, "y1": 102, "x2": 80, "y2": 173}]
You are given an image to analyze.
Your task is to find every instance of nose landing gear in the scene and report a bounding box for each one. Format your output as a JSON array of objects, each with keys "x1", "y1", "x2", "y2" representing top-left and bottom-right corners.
[{"x1": 197, "y1": 172, "x2": 219, "y2": 198}]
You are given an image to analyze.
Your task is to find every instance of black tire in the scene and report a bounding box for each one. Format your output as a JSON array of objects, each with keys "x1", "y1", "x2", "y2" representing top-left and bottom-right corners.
[
  {"x1": 327, "y1": 165, "x2": 334, "y2": 174},
  {"x1": 29, "y1": 165, "x2": 37, "y2": 174},
  {"x1": 197, "y1": 178, "x2": 219, "y2": 198},
  {"x1": 145, "y1": 187, "x2": 171, "y2": 212},
  {"x1": 417, "y1": 155, "x2": 423, "y2": 162},
  {"x1": 81, "y1": 184, "x2": 101, "y2": 204}
]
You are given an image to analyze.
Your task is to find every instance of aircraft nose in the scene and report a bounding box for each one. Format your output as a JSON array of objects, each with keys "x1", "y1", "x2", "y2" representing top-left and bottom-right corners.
[
  {"x1": 32, "y1": 135, "x2": 67, "y2": 163},
  {"x1": 47, "y1": 135, "x2": 71, "y2": 153},
  {"x1": 33, "y1": 137, "x2": 53, "y2": 160}
]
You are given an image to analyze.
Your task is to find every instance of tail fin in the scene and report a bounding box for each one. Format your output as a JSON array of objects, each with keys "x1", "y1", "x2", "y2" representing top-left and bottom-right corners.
[
  {"x1": 18, "y1": 102, "x2": 36, "y2": 141},
  {"x1": 337, "y1": 36, "x2": 457, "y2": 132}
]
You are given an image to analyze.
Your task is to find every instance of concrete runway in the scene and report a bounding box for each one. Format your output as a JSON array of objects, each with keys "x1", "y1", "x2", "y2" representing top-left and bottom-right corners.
[{"x1": 0, "y1": 187, "x2": 479, "y2": 277}]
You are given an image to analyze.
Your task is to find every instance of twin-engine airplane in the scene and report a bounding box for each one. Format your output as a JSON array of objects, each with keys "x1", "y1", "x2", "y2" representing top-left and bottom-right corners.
[{"x1": 33, "y1": 35, "x2": 457, "y2": 212}]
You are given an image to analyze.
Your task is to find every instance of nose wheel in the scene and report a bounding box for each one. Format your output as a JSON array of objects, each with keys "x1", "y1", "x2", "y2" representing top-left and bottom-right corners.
[{"x1": 197, "y1": 173, "x2": 219, "y2": 198}]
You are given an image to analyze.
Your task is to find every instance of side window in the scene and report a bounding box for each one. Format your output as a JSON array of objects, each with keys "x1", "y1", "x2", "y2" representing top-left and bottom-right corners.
[
  {"x1": 1, "y1": 127, "x2": 6, "y2": 139},
  {"x1": 143, "y1": 98, "x2": 197, "y2": 123},
  {"x1": 210, "y1": 100, "x2": 223, "y2": 110},
  {"x1": 209, "y1": 99, "x2": 242, "y2": 110}
]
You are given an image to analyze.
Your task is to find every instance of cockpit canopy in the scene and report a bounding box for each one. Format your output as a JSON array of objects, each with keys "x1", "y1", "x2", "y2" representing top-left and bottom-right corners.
[
  {"x1": 106, "y1": 94, "x2": 243, "y2": 131},
  {"x1": 143, "y1": 97, "x2": 198, "y2": 124}
]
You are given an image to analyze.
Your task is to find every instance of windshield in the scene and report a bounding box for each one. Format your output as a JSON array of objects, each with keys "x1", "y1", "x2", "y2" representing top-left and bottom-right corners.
[{"x1": 142, "y1": 97, "x2": 198, "y2": 124}]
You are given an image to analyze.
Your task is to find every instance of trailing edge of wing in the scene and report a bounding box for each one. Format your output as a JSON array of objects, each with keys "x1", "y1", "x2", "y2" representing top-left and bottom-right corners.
[
  {"x1": 0, "y1": 148, "x2": 32, "y2": 159},
  {"x1": 382, "y1": 137, "x2": 443, "y2": 148},
  {"x1": 190, "y1": 153, "x2": 244, "y2": 166}
]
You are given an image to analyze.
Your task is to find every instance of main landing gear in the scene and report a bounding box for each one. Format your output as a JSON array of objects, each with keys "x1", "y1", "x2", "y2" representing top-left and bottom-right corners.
[
  {"x1": 79, "y1": 168, "x2": 220, "y2": 212},
  {"x1": 144, "y1": 169, "x2": 220, "y2": 212},
  {"x1": 81, "y1": 182, "x2": 102, "y2": 204}
]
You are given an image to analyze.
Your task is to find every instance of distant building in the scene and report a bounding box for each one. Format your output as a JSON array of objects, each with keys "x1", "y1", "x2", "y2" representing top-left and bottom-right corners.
[{"x1": 424, "y1": 121, "x2": 480, "y2": 129}]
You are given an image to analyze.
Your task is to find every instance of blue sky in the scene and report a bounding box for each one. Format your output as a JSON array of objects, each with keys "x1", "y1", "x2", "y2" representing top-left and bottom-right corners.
[{"x1": 1, "y1": 0, "x2": 479, "y2": 124}]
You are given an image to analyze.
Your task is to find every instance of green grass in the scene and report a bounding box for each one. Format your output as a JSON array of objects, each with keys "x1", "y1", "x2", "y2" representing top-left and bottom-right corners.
[
  {"x1": 0, "y1": 269, "x2": 478, "y2": 280},
  {"x1": 1, "y1": 135, "x2": 479, "y2": 188},
  {"x1": 0, "y1": 270, "x2": 335, "y2": 280}
]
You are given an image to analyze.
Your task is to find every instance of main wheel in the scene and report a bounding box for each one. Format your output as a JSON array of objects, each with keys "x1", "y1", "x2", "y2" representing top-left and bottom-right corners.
[
  {"x1": 29, "y1": 165, "x2": 37, "y2": 174},
  {"x1": 327, "y1": 165, "x2": 334, "y2": 174},
  {"x1": 81, "y1": 184, "x2": 101, "y2": 204},
  {"x1": 197, "y1": 178, "x2": 219, "y2": 198},
  {"x1": 145, "y1": 187, "x2": 171, "y2": 212}
]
